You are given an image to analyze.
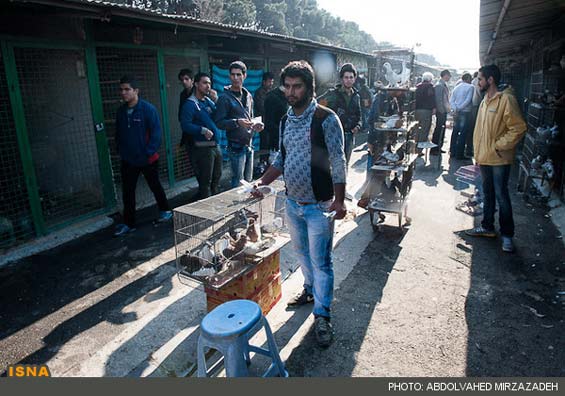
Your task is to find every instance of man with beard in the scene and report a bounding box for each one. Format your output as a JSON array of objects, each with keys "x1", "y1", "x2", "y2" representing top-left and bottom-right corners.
[
  {"x1": 252, "y1": 60, "x2": 347, "y2": 348},
  {"x1": 465, "y1": 64, "x2": 526, "y2": 253}
]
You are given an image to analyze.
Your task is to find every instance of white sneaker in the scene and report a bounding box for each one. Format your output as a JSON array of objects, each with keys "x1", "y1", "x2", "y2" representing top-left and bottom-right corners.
[{"x1": 502, "y1": 236, "x2": 514, "y2": 253}]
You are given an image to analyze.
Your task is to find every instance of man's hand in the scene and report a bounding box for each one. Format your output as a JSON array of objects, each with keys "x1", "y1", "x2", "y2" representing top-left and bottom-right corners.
[
  {"x1": 237, "y1": 118, "x2": 253, "y2": 129},
  {"x1": 328, "y1": 200, "x2": 347, "y2": 220},
  {"x1": 202, "y1": 127, "x2": 214, "y2": 140},
  {"x1": 252, "y1": 122, "x2": 265, "y2": 132},
  {"x1": 250, "y1": 180, "x2": 265, "y2": 198},
  {"x1": 208, "y1": 89, "x2": 218, "y2": 102},
  {"x1": 351, "y1": 126, "x2": 360, "y2": 134}
]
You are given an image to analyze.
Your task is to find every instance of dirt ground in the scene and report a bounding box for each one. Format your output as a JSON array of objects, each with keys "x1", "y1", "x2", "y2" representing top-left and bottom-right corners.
[{"x1": 283, "y1": 152, "x2": 565, "y2": 377}]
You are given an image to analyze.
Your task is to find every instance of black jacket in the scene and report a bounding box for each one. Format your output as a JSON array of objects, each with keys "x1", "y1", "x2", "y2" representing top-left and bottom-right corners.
[
  {"x1": 263, "y1": 88, "x2": 288, "y2": 144},
  {"x1": 318, "y1": 85, "x2": 362, "y2": 134}
]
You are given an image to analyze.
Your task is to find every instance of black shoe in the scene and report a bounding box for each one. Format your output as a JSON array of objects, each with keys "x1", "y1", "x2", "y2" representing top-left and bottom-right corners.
[
  {"x1": 287, "y1": 289, "x2": 314, "y2": 307},
  {"x1": 314, "y1": 316, "x2": 334, "y2": 348}
]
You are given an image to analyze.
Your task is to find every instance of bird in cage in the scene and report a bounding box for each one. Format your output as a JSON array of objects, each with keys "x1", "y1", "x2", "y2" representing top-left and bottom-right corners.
[
  {"x1": 246, "y1": 217, "x2": 260, "y2": 242},
  {"x1": 222, "y1": 233, "x2": 247, "y2": 259}
]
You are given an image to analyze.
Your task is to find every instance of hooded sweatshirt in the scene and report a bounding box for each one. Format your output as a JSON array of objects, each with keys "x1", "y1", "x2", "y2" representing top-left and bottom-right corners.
[{"x1": 473, "y1": 87, "x2": 527, "y2": 166}]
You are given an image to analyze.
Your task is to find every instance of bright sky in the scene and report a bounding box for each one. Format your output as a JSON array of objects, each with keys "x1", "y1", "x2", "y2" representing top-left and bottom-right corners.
[{"x1": 316, "y1": 0, "x2": 481, "y2": 71}]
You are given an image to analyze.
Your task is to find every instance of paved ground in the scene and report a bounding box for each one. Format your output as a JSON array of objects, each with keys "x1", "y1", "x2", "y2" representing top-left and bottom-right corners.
[{"x1": 1, "y1": 129, "x2": 564, "y2": 377}]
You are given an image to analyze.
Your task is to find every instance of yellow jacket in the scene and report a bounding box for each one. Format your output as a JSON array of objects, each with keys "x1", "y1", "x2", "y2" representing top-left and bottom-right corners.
[{"x1": 473, "y1": 87, "x2": 527, "y2": 166}]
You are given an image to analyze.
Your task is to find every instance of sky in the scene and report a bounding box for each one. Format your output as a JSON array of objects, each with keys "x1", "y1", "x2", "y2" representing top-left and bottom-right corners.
[{"x1": 316, "y1": 0, "x2": 481, "y2": 71}]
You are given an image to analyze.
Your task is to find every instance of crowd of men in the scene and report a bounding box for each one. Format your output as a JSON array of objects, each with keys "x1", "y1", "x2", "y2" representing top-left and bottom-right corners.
[{"x1": 112, "y1": 59, "x2": 526, "y2": 346}]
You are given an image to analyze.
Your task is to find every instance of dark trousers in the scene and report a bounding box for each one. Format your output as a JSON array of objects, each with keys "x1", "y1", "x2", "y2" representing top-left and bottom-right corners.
[
  {"x1": 466, "y1": 105, "x2": 479, "y2": 156},
  {"x1": 121, "y1": 160, "x2": 170, "y2": 228},
  {"x1": 450, "y1": 111, "x2": 470, "y2": 158},
  {"x1": 431, "y1": 112, "x2": 447, "y2": 151},
  {"x1": 188, "y1": 145, "x2": 222, "y2": 199},
  {"x1": 344, "y1": 133, "x2": 355, "y2": 167},
  {"x1": 480, "y1": 165, "x2": 514, "y2": 237}
]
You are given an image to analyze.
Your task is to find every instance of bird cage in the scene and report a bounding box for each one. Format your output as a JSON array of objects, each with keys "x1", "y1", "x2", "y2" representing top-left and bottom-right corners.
[{"x1": 174, "y1": 180, "x2": 287, "y2": 289}]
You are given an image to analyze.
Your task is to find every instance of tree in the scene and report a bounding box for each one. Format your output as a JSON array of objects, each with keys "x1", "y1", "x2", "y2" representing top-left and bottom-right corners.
[
  {"x1": 222, "y1": 0, "x2": 256, "y2": 27},
  {"x1": 191, "y1": 0, "x2": 224, "y2": 22},
  {"x1": 254, "y1": 1, "x2": 289, "y2": 34}
]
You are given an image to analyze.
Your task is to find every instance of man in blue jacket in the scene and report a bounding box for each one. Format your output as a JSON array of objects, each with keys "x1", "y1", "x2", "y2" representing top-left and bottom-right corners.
[
  {"x1": 214, "y1": 61, "x2": 264, "y2": 188},
  {"x1": 180, "y1": 72, "x2": 222, "y2": 199},
  {"x1": 114, "y1": 75, "x2": 172, "y2": 237}
]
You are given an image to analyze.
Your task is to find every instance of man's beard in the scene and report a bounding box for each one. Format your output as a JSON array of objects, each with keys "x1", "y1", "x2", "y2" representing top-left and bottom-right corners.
[
  {"x1": 480, "y1": 81, "x2": 490, "y2": 93},
  {"x1": 287, "y1": 94, "x2": 311, "y2": 108}
]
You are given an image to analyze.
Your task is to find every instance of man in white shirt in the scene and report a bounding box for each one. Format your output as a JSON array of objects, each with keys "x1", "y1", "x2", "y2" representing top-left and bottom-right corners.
[{"x1": 449, "y1": 73, "x2": 474, "y2": 159}]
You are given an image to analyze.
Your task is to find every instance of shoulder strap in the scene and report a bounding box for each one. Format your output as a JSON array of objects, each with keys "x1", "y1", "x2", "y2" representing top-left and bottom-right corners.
[{"x1": 280, "y1": 114, "x2": 289, "y2": 166}]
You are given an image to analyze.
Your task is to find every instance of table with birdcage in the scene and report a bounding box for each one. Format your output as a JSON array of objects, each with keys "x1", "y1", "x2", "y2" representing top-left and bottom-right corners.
[
  {"x1": 173, "y1": 180, "x2": 290, "y2": 314},
  {"x1": 366, "y1": 122, "x2": 418, "y2": 231}
]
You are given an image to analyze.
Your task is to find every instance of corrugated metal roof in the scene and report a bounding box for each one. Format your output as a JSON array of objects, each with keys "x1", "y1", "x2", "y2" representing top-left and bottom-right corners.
[
  {"x1": 480, "y1": 0, "x2": 565, "y2": 62},
  {"x1": 14, "y1": 0, "x2": 377, "y2": 58}
]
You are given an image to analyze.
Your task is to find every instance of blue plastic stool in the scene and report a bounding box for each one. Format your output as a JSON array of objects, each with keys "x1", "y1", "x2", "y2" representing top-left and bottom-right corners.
[{"x1": 197, "y1": 299, "x2": 289, "y2": 377}]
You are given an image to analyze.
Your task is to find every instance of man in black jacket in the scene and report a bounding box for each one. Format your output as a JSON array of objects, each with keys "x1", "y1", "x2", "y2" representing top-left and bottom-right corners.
[
  {"x1": 318, "y1": 63, "x2": 362, "y2": 167},
  {"x1": 261, "y1": 84, "x2": 288, "y2": 163}
]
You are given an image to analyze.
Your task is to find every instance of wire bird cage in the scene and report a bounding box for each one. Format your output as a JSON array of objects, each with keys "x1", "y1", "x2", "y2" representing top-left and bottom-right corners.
[{"x1": 174, "y1": 180, "x2": 287, "y2": 289}]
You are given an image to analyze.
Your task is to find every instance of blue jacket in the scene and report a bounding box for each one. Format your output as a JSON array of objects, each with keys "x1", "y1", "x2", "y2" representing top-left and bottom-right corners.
[
  {"x1": 214, "y1": 86, "x2": 254, "y2": 146},
  {"x1": 115, "y1": 98, "x2": 162, "y2": 166},
  {"x1": 180, "y1": 95, "x2": 221, "y2": 147}
]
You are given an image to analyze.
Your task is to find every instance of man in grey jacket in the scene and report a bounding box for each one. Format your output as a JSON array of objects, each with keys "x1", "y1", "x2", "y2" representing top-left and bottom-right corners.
[{"x1": 431, "y1": 69, "x2": 451, "y2": 155}]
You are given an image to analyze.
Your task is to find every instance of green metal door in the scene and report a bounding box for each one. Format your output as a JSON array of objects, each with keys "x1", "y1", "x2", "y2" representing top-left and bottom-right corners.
[{"x1": 13, "y1": 47, "x2": 106, "y2": 230}]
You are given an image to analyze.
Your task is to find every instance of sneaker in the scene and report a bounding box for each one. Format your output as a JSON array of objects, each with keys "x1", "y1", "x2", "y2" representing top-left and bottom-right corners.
[
  {"x1": 114, "y1": 223, "x2": 135, "y2": 237},
  {"x1": 287, "y1": 289, "x2": 314, "y2": 307},
  {"x1": 501, "y1": 236, "x2": 514, "y2": 253},
  {"x1": 158, "y1": 210, "x2": 173, "y2": 222},
  {"x1": 465, "y1": 226, "x2": 496, "y2": 238},
  {"x1": 314, "y1": 316, "x2": 334, "y2": 348}
]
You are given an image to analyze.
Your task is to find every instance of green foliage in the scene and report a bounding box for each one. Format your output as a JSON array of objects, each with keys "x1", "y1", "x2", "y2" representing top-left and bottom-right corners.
[
  {"x1": 222, "y1": 0, "x2": 256, "y2": 26},
  {"x1": 104, "y1": 0, "x2": 385, "y2": 52}
]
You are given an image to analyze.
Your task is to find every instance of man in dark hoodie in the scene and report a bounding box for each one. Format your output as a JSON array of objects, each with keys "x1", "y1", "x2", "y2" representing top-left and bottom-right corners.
[
  {"x1": 114, "y1": 75, "x2": 172, "y2": 237},
  {"x1": 180, "y1": 72, "x2": 222, "y2": 199},
  {"x1": 214, "y1": 61, "x2": 264, "y2": 188},
  {"x1": 318, "y1": 63, "x2": 362, "y2": 168}
]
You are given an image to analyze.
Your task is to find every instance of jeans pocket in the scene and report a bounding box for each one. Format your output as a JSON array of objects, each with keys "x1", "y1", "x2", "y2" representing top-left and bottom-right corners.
[{"x1": 317, "y1": 200, "x2": 332, "y2": 212}]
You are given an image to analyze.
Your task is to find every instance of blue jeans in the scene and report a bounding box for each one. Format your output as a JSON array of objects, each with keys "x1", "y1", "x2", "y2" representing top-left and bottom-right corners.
[
  {"x1": 480, "y1": 165, "x2": 514, "y2": 237},
  {"x1": 228, "y1": 144, "x2": 253, "y2": 188},
  {"x1": 285, "y1": 198, "x2": 335, "y2": 318},
  {"x1": 450, "y1": 112, "x2": 470, "y2": 158}
]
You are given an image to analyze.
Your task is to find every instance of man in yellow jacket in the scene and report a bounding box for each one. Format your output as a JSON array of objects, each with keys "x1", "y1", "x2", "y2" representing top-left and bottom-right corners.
[{"x1": 465, "y1": 64, "x2": 526, "y2": 253}]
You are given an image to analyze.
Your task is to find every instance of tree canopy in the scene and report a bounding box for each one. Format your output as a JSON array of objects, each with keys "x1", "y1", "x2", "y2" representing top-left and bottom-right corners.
[{"x1": 101, "y1": 0, "x2": 445, "y2": 64}]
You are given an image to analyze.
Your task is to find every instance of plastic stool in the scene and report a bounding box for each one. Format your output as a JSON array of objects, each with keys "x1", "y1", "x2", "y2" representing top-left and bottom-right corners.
[{"x1": 197, "y1": 299, "x2": 288, "y2": 377}]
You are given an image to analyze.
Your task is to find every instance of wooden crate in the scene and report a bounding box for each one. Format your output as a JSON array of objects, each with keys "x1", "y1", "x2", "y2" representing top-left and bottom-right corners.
[
  {"x1": 204, "y1": 247, "x2": 283, "y2": 315},
  {"x1": 206, "y1": 273, "x2": 282, "y2": 315}
]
